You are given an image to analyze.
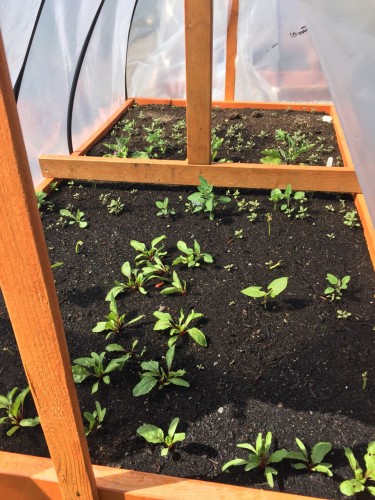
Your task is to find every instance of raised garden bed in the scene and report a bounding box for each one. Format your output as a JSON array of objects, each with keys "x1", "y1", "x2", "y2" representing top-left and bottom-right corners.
[{"x1": 1, "y1": 178, "x2": 374, "y2": 499}]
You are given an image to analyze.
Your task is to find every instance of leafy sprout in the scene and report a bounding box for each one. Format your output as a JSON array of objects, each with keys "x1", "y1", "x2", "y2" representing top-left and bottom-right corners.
[
  {"x1": 241, "y1": 277, "x2": 288, "y2": 309},
  {"x1": 137, "y1": 417, "x2": 185, "y2": 456},
  {"x1": 340, "y1": 442, "x2": 375, "y2": 496},
  {"x1": 0, "y1": 387, "x2": 40, "y2": 436},
  {"x1": 153, "y1": 309, "x2": 206, "y2": 347},
  {"x1": 287, "y1": 438, "x2": 333, "y2": 476}
]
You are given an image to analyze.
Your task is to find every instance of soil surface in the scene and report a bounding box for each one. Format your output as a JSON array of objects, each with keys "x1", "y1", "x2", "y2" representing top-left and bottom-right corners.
[
  {"x1": 87, "y1": 104, "x2": 342, "y2": 166},
  {"x1": 1, "y1": 180, "x2": 374, "y2": 499}
]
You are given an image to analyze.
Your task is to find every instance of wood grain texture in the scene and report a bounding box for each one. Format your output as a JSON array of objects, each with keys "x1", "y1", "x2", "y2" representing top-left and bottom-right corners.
[
  {"x1": 329, "y1": 105, "x2": 354, "y2": 169},
  {"x1": 39, "y1": 155, "x2": 360, "y2": 193},
  {"x1": 184, "y1": 0, "x2": 213, "y2": 164},
  {"x1": 354, "y1": 194, "x2": 375, "y2": 269},
  {"x1": 0, "y1": 452, "x2": 320, "y2": 500},
  {"x1": 0, "y1": 35, "x2": 98, "y2": 500},
  {"x1": 225, "y1": 0, "x2": 239, "y2": 100}
]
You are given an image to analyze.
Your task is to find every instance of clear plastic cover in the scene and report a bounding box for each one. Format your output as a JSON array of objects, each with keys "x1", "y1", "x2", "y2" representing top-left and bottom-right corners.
[
  {"x1": 301, "y1": 0, "x2": 375, "y2": 224},
  {"x1": 235, "y1": 0, "x2": 330, "y2": 102}
]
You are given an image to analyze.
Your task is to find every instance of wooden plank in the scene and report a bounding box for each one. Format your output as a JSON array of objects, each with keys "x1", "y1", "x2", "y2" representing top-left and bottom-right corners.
[
  {"x1": 35, "y1": 177, "x2": 58, "y2": 194},
  {"x1": 39, "y1": 155, "x2": 360, "y2": 193},
  {"x1": 329, "y1": 105, "x2": 354, "y2": 169},
  {"x1": 184, "y1": 0, "x2": 213, "y2": 164},
  {"x1": 212, "y1": 101, "x2": 333, "y2": 113},
  {"x1": 0, "y1": 452, "x2": 321, "y2": 500},
  {"x1": 73, "y1": 98, "x2": 134, "y2": 156},
  {"x1": 354, "y1": 194, "x2": 375, "y2": 270},
  {"x1": 0, "y1": 35, "x2": 99, "y2": 500},
  {"x1": 225, "y1": 0, "x2": 239, "y2": 100}
]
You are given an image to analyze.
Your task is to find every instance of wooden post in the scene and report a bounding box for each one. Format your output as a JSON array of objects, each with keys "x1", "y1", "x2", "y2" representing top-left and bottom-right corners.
[
  {"x1": 225, "y1": 0, "x2": 239, "y2": 100},
  {"x1": 0, "y1": 35, "x2": 99, "y2": 499},
  {"x1": 184, "y1": 0, "x2": 213, "y2": 164}
]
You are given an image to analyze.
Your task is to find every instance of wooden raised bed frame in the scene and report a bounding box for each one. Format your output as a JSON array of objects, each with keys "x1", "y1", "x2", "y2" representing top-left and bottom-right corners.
[{"x1": 0, "y1": 1, "x2": 374, "y2": 499}]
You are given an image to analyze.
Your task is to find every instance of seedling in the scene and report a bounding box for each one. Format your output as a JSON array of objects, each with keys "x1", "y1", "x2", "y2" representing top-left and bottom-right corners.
[
  {"x1": 130, "y1": 235, "x2": 167, "y2": 266},
  {"x1": 172, "y1": 240, "x2": 213, "y2": 267},
  {"x1": 362, "y1": 371, "x2": 368, "y2": 391},
  {"x1": 337, "y1": 310, "x2": 352, "y2": 320},
  {"x1": 326, "y1": 233, "x2": 336, "y2": 240},
  {"x1": 59, "y1": 208, "x2": 88, "y2": 228},
  {"x1": 50, "y1": 262, "x2": 63, "y2": 269},
  {"x1": 104, "y1": 136, "x2": 130, "y2": 158},
  {"x1": 325, "y1": 204, "x2": 335, "y2": 212},
  {"x1": 155, "y1": 197, "x2": 176, "y2": 217},
  {"x1": 75, "y1": 240, "x2": 83, "y2": 254},
  {"x1": 260, "y1": 129, "x2": 315, "y2": 164},
  {"x1": 339, "y1": 442, "x2": 375, "y2": 496},
  {"x1": 287, "y1": 438, "x2": 333, "y2": 476},
  {"x1": 265, "y1": 260, "x2": 282, "y2": 270},
  {"x1": 84, "y1": 401, "x2": 106, "y2": 436},
  {"x1": 133, "y1": 345, "x2": 189, "y2": 396},
  {"x1": 222, "y1": 432, "x2": 288, "y2": 488},
  {"x1": 269, "y1": 188, "x2": 285, "y2": 211},
  {"x1": 187, "y1": 176, "x2": 230, "y2": 221},
  {"x1": 343, "y1": 210, "x2": 360, "y2": 228},
  {"x1": 142, "y1": 256, "x2": 170, "y2": 279},
  {"x1": 211, "y1": 130, "x2": 224, "y2": 161},
  {"x1": 153, "y1": 309, "x2": 206, "y2": 347},
  {"x1": 234, "y1": 229, "x2": 244, "y2": 239},
  {"x1": 106, "y1": 261, "x2": 150, "y2": 299},
  {"x1": 0, "y1": 387, "x2": 40, "y2": 436},
  {"x1": 107, "y1": 197, "x2": 124, "y2": 215},
  {"x1": 72, "y1": 344, "x2": 132, "y2": 394},
  {"x1": 295, "y1": 205, "x2": 310, "y2": 219},
  {"x1": 324, "y1": 273, "x2": 350, "y2": 301},
  {"x1": 160, "y1": 271, "x2": 187, "y2": 296},
  {"x1": 265, "y1": 213, "x2": 272, "y2": 236},
  {"x1": 35, "y1": 191, "x2": 53, "y2": 211},
  {"x1": 92, "y1": 294, "x2": 144, "y2": 339},
  {"x1": 241, "y1": 277, "x2": 288, "y2": 309},
  {"x1": 137, "y1": 417, "x2": 185, "y2": 456}
]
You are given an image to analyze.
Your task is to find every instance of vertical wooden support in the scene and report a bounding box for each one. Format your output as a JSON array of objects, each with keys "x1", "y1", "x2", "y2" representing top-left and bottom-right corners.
[
  {"x1": 0, "y1": 36, "x2": 99, "y2": 500},
  {"x1": 185, "y1": 0, "x2": 213, "y2": 164},
  {"x1": 225, "y1": 0, "x2": 239, "y2": 100}
]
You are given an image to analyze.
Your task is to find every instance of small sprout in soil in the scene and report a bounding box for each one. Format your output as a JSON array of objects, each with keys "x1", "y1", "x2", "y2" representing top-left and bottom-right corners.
[
  {"x1": 324, "y1": 273, "x2": 350, "y2": 301},
  {"x1": 72, "y1": 344, "x2": 132, "y2": 394},
  {"x1": 92, "y1": 294, "x2": 144, "y2": 339},
  {"x1": 155, "y1": 197, "x2": 176, "y2": 217},
  {"x1": 49, "y1": 181, "x2": 59, "y2": 192},
  {"x1": 343, "y1": 210, "x2": 360, "y2": 229},
  {"x1": 260, "y1": 129, "x2": 315, "y2": 165},
  {"x1": 265, "y1": 260, "x2": 282, "y2": 270},
  {"x1": 265, "y1": 212, "x2": 272, "y2": 236},
  {"x1": 187, "y1": 176, "x2": 231, "y2": 221},
  {"x1": 137, "y1": 417, "x2": 185, "y2": 456},
  {"x1": 338, "y1": 198, "x2": 347, "y2": 213},
  {"x1": 104, "y1": 136, "x2": 130, "y2": 158},
  {"x1": 222, "y1": 431, "x2": 288, "y2": 488},
  {"x1": 224, "y1": 264, "x2": 234, "y2": 272},
  {"x1": 211, "y1": 129, "x2": 224, "y2": 161},
  {"x1": 106, "y1": 261, "x2": 150, "y2": 299},
  {"x1": 75, "y1": 240, "x2": 83, "y2": 254},
  {"x1": 241, "y1": 277, "x2": 288, "y2": 309},
  {"x1": 59, "y1": 208, "x2": 88, "y2": 228},
  {"x1": 50, "y1": 261, "x2": 63, "y2": 269},
  {"x1": 325, "y1": 204, "x2": 335, "y2": 212},
  {"x1": 234, "y1": 229, "x2": 244, "y2": 239},
  {"x1": 269, "y1": 187, "x2": 285, "y2": 211},
  {"x1": 130, "y1": 235, "x2": 167, "y2": 266},
  {"x1": 141, "y1": 256, "x2": 170, "y2": 280},
  {"x1": 133, "y1": 345, "x2": 189, "y2": 397},
  {"x1": 257, "y1": 130, "x2": 269, "y2": 138},
  {"x1": 337, "y1": 310, "x2": 352, "y2": 320},
  {"x1": 172, "y1": 239, "x2": 213, "y2": 267},
  {"x1": 160, "y1": 270, "x2": 187, "y2": 296},
  {"x1": 35, "y1": 191, "x2": 53, "y2": 212},
  {"x1": 339, "y1": 442, "x2": 375, "y2": 496},
  {"x1": 326, "y1": 233, "x2": 336, "y2": 240},
  {"x1": 236, "y1": 198, "x2": 250, "y2": 212},
  {"x1": 107, "y1": 197, "x2": 124, "y2": 215},
  {"x1": 153, "y1": 308, "x2": 206, "y2": 348},
  {"x1": 295, "y1": 205, "x2": 310, "y2": 219},
  {"x1": 0, "y1": 387, "x2": 40, "y2": 437},
  {"x1": 84, "y1": 401, "x2": 106, "y2": 436},
  {"x1": 362, "y1": 371, "x2": 368, "y2": 391},
  {"x1": 287, "y1": 438, "x2": 333, "y2": 477}
]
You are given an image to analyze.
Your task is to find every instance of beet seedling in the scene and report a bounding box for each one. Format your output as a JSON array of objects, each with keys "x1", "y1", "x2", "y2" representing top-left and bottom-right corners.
[
  {"x1": 172, "y1": 240, "x2": 213, "y2": 267},
  {"x1": 155, "y1": 197, "x2": 176, "y2": 217},
  {"x1": 153, "y1": 309, "x2": 207, "y2": 347},
  {"x1": 106, "y1": 261, "x2": 150, "y2": 299},
  {"x1": 160, "y1": 271, "x2": 187, "y2": 296},
  {"x1": 130, "y1": 235, "x2": 167, "y2": 266},
  {"x1": 324, "y1": 273, "x2": 350, "y2": 301},
  {"x1": 241, "y1": 277, "x2": 288, "y2": 309},
  {"x1": 84, "y1": 401, "x2": 106, "y2": 436},
  {"x1": 0, "y1": 387, "x2": 40, "y2": 436},
  {"x1": 222, "y1": 432, "x2": 288, "y2": 488},
  {"x1": 137, "y1": 417, "x2": 186, "y2": 456},
  {"x1": 340, "y1": 442, "x2": 375, "y2": 496},
  {"x1": 288, "y1": 438, "x2": 333, "y2": 476}
]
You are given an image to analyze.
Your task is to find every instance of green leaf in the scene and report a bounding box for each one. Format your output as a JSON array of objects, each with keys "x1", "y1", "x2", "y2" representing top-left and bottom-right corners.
[
  {"x1": 121, "y1": 261, "x2": 132, "y2": 277},
  {"x1": 367, "y1": 486, "x2": 375, "y2": 496},
  {"x1": 295, "y1": 438, "x2": 308, "y2": 459},
  {"x1": 92, "y1": 322, "x2": 107, "y2": 333},
  {"x1": 342, "y1": 275, "x2": 351, "y2": 286},
  {"x1": 105, "y1": 285, "x2": 125, "y2": 300},
  {"x1": 7, "y1": 426, "x2": 19, "y2": 437},
  {"x1": 241, "y1": 286, "x2": 265, "y2": 298},
  {"x1": 311, "y1": 442, "x2": 332, "y2": 465},
  {"x1": 160, "y1": 447, "x2": 169, "y2": 456},
  {"x1": 269, "y1": 449, "x2": 288, "y2": 463},
  {"x1": 177, "y1": 241, "x2": 189, "y2": 254},
  {"x1": 133, "y1": 377, "x2": 158, "y2": 397},
  {"x1": 344, "y1": 447, "x2": 360, "y2": 474},
  {"x1": 19, "y1": 417, "x2": 40, "y2": 427},
  {"x1": 237, "y1": 442, "x2": 257, "y2": 454},
  {"x1": 105, "y1": 343, "x2": 125, "y2": 352},
  {"x1": 172, "y1": 432, "x2": 185, "y2": 444},
  {"x1": 169, "y1": 378, "x2": 190, "y2": 388},
  {"x1": 168, "y1": 417, "x2": 179, "y2": 437},
  {"x1": 292, "y1": 463, "x2": 308, "y2": 470},
  {"x1": 91, "y1": 381, "x2": 99, "y2": 394},
  {"x1": 264, "y1": 432, "x2": 272, "y2": 454},
  {"x1": 188, "y1": 328, "x2": 207, "y2": 347},
  {"x1": 265, "y1": 466, "x2": 277, "y2": 488},
  {"x1": 203, "y1": 254, "x2": 213, "y2": 263},
  {"x1": 72, "y1": 365, "x2": 90, "y2": 383},
  {"x1": 130, "y1": 240, "x2": 145, "y2": 252},
  {"x1": 260, "y1": 155, "x2": 283, "y2": 165},
  {"x1": 326, "y1": 273, "x2": 338, "y2": 285},
  {"x1": 222, "y1": 459, "x2": 248, "y2": 471},
  {"x1": 287, "y1": 451, "x2": 306, "y2": 461},
  {"x1": 312, "y1": 464, "x2": 333, "y2": 476},
  {"x1": 137, "y1": 424, "x2": 164, "y2": 444},
  {"x1": 140, "y1": 360, "x2": 159, "y2": 373},
  {"x1": 268, "y1": 277, "x2": 288, "y2": 298},
  {"x1": 166, "y1": 346, "x2": 175, "y2": 371},
  {"x1": 340, "y1": 479, "x2": 365, "y2": 495}
]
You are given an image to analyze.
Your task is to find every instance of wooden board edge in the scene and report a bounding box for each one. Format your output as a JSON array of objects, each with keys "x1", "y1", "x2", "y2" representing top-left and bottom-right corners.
[
  {"x1": 34, "y1": 177, "x2": 58, "y2": 194},
  {"x1": 0, "y1": 452, "x2": 321, "y2": 500},
  {"x1": 354, "y1": 194, "x2": 375, "y2": 270},
  {"x1": 329, "y1": 105, "x2": 354, "y2": 169},
  {"x1": 225, "y1": 0, "x2": 239, "y2": 101}
]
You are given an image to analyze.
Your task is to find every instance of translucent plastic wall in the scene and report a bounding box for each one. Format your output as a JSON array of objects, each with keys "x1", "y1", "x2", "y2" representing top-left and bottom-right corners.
[{"x1": 301, "y1": 0, "x2": 375, "y2": 224}]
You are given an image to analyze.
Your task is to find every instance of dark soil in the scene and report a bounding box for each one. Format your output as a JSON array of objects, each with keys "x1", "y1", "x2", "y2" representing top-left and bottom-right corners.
[
  {"x1": 0, "y1": 179, "x2": 374, "y2": 499},
  {"x1": 87, "y1": 104, "x2": 342, "y2": 166}
]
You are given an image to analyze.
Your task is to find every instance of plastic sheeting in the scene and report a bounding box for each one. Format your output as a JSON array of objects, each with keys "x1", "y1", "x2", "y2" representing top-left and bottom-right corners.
[
  {"x1": 301, "y1": 0, "x2": 375, "y2": 224},
  {"x1": 235, "y1": 0, "x2": 330, "y2": 102},
  {"x1": 126, "y1": 0, "x2": 231, "y2": 100}
]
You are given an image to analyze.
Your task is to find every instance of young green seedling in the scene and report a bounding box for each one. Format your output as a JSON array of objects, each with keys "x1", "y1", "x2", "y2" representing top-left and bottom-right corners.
[
  {"x1": 324, "y1": 273, "x2": 350, "y2": 301},
  {"x1": 265, "y1": 212, "x2": 272, "y2": 236},
  {"x1": 133, "y1": 345, "x2": 189, "y2": 397},
  {"x1": 59, "y1": 208, "x2": 88, "y2": 228},
  {"x1": 130, "y1": 235, "x2": 167, "y2": 266},
  {"x1": 172, "y1": 240, "x2": 213, "y2": 268},
  {"x1": 142, "y1": 256, "x2": 170, "y2": 279},
  {"x1": 92, "y1": 294, "x2": 144, "y2": 339},
  {"x1": 187, "y1": 176, "x2": 230, "y2": 221},
  {"x1": 35, "y1": 191, "x2": 53, "y2": 211},
  {"x1": 0, "y1": 387, "x2": 40, "y2": 436},
  {"x1": 343, "y1": 210, "x2": 360, "y2": 229},
  {"x1": 155, "y1": 197, "x2": 176, "y2": 217},
  {"x1": 153, "y1": 309, "x2": 206, "y2": 347},
  {"x1": 106, "y1": 261, "x2": 150, "y2": 299},
  {"x1": 287, "y1": 438, "x2": 333, "y2": 476},
  {"x1": 107, "y1": 197, "x2": 124, "y2": 215},
  {"x1": 340, "y1": 442, "x2": 375, "y2": 496},
  {"x1": 137, "y1": 417, "x2": 186, "y2": 456},
  {"x1": 222, "y1": 432, "x2": 288, "y2": 488},
  {"x1": 241, "y1": 277, "x2": 288, "y2": 309},
  {"x1": 72, "y1": 344, "x2": 132, "y2": 394},
  {"x1": 160, "y1": 271, "x2": 187, "y2": 296},
  {"x1": 75, "y1": 240, "x2": 83, "y2": 254},
  {"x1": 104, "y1": 136, "x2": 130, "y2": 158},
  {"x1": 337, "y1": 310, "x2": 352, "y2": 320},
  {"x1": 261, "y1": 129, "x2": 315, "y2": 165},
  {"x1": 211, "y1": 130, "x2": 224, "y2": 161},
  {"x1": 84, "y1": 401, "x2": 106, "y2": 436}
]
